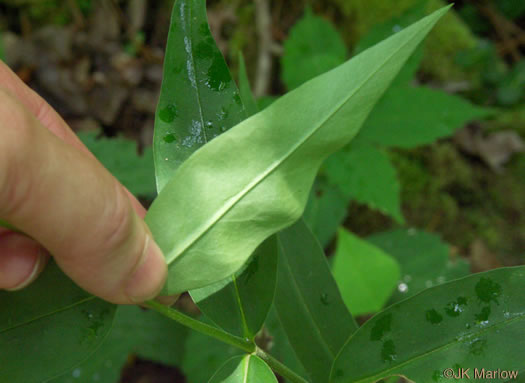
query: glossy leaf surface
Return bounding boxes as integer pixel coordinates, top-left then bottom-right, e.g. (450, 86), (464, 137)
(51, 305), (188, 383)
(332, 229), (401, 315)
(191, 236), (277, 339)
(324, 143), (403, 223)
(275, 220), (357, 383)
(147, 7), (450, 294)
(367, 228), (470, 303)
(209, 355), (277, 383)
(153, 0), (246, 191)
(331, 267), (525, 383)
(281, 7), (346, 90)
(0, 261), (116, 383)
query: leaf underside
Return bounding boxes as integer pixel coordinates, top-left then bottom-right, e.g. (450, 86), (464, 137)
(146, 6), (451, 295)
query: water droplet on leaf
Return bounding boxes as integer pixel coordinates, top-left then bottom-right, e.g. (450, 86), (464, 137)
(159, 105), (178, 123)
(163, 133), (176, 143)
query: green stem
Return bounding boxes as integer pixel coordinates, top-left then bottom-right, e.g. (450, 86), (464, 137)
(144, 300), (255, 353)
(145, 300), (310, 383)
(256, 347), (309, 383)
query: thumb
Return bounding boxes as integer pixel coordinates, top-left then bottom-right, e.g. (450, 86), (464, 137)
(0, 88), (167, 304)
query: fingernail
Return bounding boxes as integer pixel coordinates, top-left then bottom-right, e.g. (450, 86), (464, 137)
(125, 235), (167, 303)
(6, 249), (46, 291)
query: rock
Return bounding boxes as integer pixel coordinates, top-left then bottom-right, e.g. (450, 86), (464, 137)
(455, 125), (525, 171)
(88, 85), (129, 125)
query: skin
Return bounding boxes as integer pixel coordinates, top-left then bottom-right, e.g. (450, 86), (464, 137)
(0, 61), (168, 304)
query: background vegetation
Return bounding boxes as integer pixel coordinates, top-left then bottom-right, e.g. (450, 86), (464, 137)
(1, 0), (524, 382)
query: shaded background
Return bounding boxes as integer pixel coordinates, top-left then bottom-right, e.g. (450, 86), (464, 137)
(1, 0), (524, 382)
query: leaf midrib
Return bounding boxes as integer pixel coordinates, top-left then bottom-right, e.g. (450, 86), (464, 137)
(243, 355), (251, 383)
(167, 19), (427, 265)
(345, 313), (525, 383)
(0, 296), (96, 334)
(183, 1), (209, 145)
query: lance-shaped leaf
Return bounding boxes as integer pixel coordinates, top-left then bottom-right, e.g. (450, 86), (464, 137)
(191, 236), (278, 339)
(209, 355), (278, 383)
(146, 7), (450, 294)
(153, 0), (246, 191)
(154, 0), (278, 339)
(331, 266), (525, 383)
(275, 219), (357, 383)
(0, 261), (116, 383)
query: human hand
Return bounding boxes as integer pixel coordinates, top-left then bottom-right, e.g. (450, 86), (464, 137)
(0, 61), (167, 304)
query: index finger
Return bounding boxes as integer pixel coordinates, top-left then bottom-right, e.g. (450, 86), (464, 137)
(0, 61), (146, 217)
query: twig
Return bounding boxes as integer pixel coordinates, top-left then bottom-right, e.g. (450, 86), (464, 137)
(254, 0), (273, 97)
(66, 0), (85, 28)
(476, 2), (524, 62)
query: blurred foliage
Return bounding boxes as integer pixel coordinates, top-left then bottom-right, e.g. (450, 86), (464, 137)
(0, 0), (92, 26)
(78, 131), (156, 198)
(281, 7), (346, 90)
(332, 229), (401, 316)
(367, 228), (470, 304)
(330, 0), (478, 81)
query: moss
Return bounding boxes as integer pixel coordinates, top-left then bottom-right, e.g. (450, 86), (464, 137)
(328, 0), (478, 81)
(391, 142), (525, 263)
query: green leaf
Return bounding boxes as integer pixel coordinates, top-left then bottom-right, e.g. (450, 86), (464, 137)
(238, 52), (258, 117)
(264, 307), (309, 381)
(367, 228), (470, 303)
(0, 261), (116, 383)
(332, 229), (401, 316)
(356, 86), (493, 148)
(209, 355), (278, 383)
(50, 305), (188, 383)
(323, 143), (403, 223)
(281, 7), (347, 90)
(331, 266), (525, 383)
(304, 179), (349, 247)
(191, 236), (278, 339)
(77, 131), (156, 197)
(153, 0), (246, 192)
(257, 96), (277, 111)
(147, 7), (450, 294)
(275, 219), (358, 383)
(182, 321), (242, 383)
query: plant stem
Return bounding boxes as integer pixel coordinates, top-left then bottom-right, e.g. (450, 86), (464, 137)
(256, 347), (309, 383)
(145, 300), (310, 382)
(144, 300), (255, 353)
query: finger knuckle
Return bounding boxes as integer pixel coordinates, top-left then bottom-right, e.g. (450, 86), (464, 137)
(99, 182), (137, 254)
